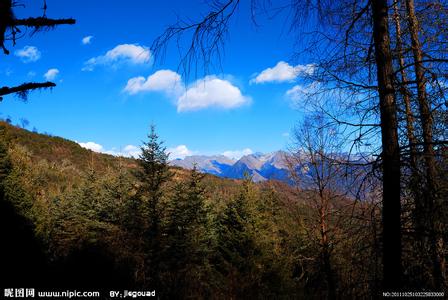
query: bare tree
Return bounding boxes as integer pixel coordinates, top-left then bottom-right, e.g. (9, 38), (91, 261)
(368, 0), (403, 289)
(404, 0), (445, 288)
(151, 0), (448, 292)
(0, 0), (75, 101)
(288, 113), (347, 299)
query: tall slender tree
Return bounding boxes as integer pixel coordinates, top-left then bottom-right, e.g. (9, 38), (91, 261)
(134, 125), (172, 288)
(370, 0), (402, 290)
(404, 0), (445, 288)
(151, 0), (405, 291)
(163, 165), (211, 298)
(215, 174), (260, 298)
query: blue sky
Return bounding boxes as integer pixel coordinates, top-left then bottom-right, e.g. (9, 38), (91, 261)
(0, 0), (315, 160)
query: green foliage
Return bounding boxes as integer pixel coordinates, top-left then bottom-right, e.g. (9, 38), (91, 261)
(133, 125), (173, 288)
(0, 122), (377, 298)
(3, 145), (34, 219)
(213, 174), (262, 298)
(51, 168), (118, 254)
(0, 131), (11, 192)
(162, 166), (212, 298)
(135, 125), (172, 198)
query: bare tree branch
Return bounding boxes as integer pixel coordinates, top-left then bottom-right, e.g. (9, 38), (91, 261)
(0, 82), (55, 101)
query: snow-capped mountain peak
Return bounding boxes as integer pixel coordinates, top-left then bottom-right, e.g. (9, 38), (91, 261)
(170, 151), (291, 182)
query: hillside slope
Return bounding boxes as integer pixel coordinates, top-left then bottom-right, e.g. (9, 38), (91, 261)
(0, 121), (137, 172)
(0, 122), (297, 202)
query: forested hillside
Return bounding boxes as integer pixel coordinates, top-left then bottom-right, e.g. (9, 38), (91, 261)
(2, 0), (447, 297)
(0, 122), (377, 298)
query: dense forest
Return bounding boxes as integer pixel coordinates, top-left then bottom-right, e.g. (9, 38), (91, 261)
(1, 0), (447, 298)
(0, 121), (376, 298)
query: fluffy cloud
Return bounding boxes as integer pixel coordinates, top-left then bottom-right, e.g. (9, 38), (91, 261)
(285, 84), (305, 100)
(178, 76), (250, 112)
(250, 61), (315, 84)
(44, 68), (59, 81)
(124, 69), (182, 96)
(82, 35), (93, 45)
(78, 141), (103, 152)
(167, 145), (193, 160)
(77, 142), (255, 162)
(118, 145), (141, 158)
(14, 46), (41, 63)
(125, 71), (250, 112)
(78, 142), (194, 159)
(285, 82), (320, 104)
(78, 142), (141, 158)
(82, 44), (151, 71)
(222, 148), (253, 160)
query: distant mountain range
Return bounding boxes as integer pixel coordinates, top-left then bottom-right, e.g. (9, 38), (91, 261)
(170, 150), (372, 188)
(170, 151), (292, 182)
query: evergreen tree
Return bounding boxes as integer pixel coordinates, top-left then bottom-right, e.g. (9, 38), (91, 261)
(51, 167), (107, 253)
(0, 127), (11, 200)
(163, 165), (211, 298)
(101, 165), (133, 225)
(2, 145), (34, 218)
(255, 185), (289, 296)
(134, 125), (172, 288)
(215, 173), (260, 298)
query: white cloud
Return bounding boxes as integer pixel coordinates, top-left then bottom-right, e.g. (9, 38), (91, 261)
(78, 141), (193, 160)
(79, 141), (104, 152)
(78, 141), (255, 162)
(125, 71), (250, 112)
(286, 85), (305, 100)
(122, 145), (141, 157)
(104, 145), (141, 158)
(78, 142), (141, 158)
(177, 76), (250, 112)
(167, 145), (193, 160)
(44, 68), (59, 81)
(15, 46), (41, 63)
(285, 82), (320, 105)
(222, 148), (253, 160)
(124, 70), (183, 96)
(82, 35), (93, 45)
(27, 71), (36, 77)
(82, 43), (151, 71)
(250, 61), (315, 84)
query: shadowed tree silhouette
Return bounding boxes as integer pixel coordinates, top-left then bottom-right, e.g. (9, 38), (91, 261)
(150, 0), (432, 291)
(0, 0), (75, 101)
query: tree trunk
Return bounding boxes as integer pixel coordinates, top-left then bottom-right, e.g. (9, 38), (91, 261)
(320, 201), (336, 300)
(405, 0), (445, 288)
(392, 1), (427, 261)
(392, 1), (417, 170)
(371, 0), (402, 290)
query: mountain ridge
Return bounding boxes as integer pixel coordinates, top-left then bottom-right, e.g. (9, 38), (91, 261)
(170, 151), (292, 182)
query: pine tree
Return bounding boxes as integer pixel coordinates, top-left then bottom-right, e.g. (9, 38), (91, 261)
(163, 165), (211, 297)
(51, 167), (107, 253)
(215, 173), (260, 298)
(0, 127), (11, 200)
(133, 125), (172, 288)
(2, 145), (34, 218)
(101, 165), (133, 225)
